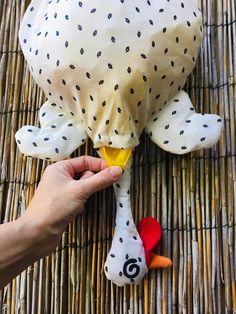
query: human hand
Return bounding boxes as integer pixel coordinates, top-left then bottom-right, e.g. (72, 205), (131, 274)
(22, 156), (122, 252)
(0, 156), (122, 288)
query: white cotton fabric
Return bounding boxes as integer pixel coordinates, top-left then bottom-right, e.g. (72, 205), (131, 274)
(15, 0), (222, 160)
(146, 90), (223, 154)
(16, 100), (87, 160)
(15, 0), (224, 287)
(103, 158), (148, 286)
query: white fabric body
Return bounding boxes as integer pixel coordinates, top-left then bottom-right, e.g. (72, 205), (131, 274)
(14, 0), (223, 160)
(15, 0), (223, 286)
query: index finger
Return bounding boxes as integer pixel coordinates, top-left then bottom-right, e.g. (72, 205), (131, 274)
(65, 156), (107, 175)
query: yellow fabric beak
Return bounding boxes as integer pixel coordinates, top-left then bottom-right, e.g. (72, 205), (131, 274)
(99, 147), (132, 169)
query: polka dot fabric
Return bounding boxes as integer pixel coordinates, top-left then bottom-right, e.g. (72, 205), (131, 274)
(15, 0), (222, 160)
(104, 157), (148, 286)
(16, 100), (87, 160)
(146, 91), (223, 154)
(15, 0), (223, 287)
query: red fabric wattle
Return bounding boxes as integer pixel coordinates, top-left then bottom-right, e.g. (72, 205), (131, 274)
(138, 217), (162, 267)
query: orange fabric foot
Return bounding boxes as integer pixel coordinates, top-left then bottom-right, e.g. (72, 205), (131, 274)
(149, 252), (172, 269)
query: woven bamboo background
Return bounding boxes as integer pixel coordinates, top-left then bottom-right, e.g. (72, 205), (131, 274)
(0, 0), (235, 313)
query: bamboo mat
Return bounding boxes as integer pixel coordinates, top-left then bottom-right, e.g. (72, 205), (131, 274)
(0, 0), (235, 313)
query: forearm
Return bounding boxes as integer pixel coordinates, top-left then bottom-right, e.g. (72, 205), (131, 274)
(0, 216), (57, 289)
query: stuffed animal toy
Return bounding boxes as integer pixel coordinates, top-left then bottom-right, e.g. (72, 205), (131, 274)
(15, 0), (223, 286)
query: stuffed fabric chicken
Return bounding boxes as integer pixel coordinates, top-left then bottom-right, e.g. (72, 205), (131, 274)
(16, 0), (223, 286)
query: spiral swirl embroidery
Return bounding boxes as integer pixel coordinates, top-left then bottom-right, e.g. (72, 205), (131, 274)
(123, 258), (140, 279)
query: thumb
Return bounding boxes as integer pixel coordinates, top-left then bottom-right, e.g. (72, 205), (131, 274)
(77, 166), (122, 198)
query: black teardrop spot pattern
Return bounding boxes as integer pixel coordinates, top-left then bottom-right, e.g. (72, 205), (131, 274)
(18, 0), (212, 163)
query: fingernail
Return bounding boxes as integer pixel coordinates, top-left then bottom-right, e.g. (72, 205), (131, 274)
(109, 166), (122, 179)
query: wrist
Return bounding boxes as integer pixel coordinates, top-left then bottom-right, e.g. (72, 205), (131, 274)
(19, 212), (60, 258)
(0, 215), (60, 289)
